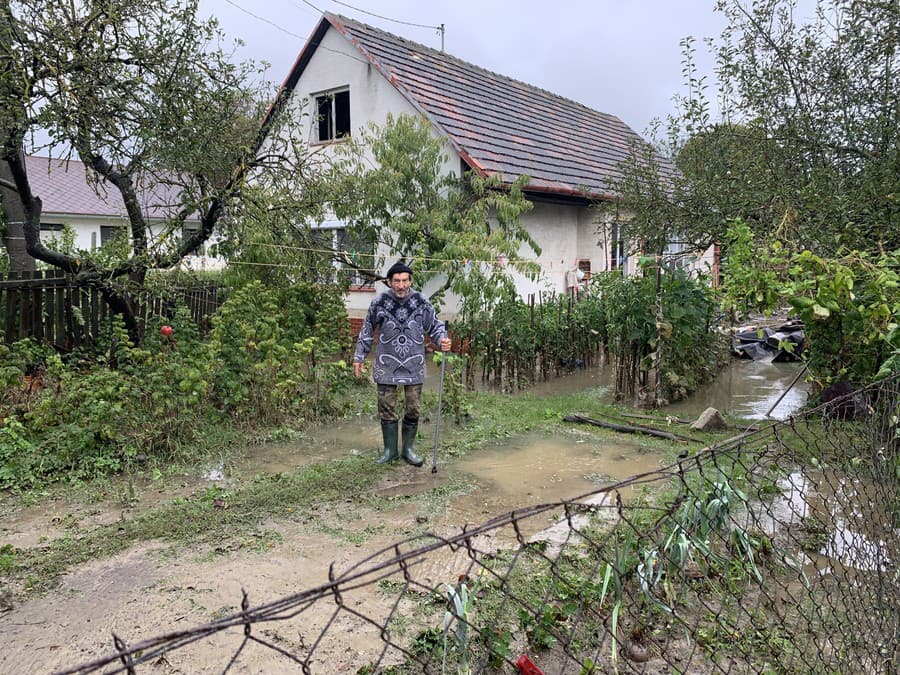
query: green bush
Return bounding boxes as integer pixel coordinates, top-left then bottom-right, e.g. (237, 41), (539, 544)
(0, 280), (354, 489)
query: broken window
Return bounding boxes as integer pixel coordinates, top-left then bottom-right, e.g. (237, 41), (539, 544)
(314, 89), (351, 142)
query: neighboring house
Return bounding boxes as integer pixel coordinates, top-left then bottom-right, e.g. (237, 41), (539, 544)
(24, 155), (220, 271)
(269, 12), (716, 317)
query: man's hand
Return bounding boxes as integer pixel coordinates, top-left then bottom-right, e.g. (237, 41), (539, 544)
(439, 337), (451, 352)
(353, 361), (365, 378)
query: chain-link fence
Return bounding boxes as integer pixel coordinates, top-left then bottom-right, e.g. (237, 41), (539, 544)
(57, 374), (899, 674)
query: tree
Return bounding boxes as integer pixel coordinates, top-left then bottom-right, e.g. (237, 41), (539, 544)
(327, 113), (540, 313)
(606, 0), (900, 385)
(613, 0), (900, 257)
(0, 0), (313, 340)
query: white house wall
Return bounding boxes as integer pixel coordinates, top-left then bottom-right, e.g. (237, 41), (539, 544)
(38, 215), (223, 271)
(289, 26), (463, 316)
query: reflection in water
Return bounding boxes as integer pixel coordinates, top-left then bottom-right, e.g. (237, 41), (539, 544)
(753, 470), (894, 574)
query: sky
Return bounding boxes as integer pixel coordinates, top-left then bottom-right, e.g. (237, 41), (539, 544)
(197, 0), (736, 137)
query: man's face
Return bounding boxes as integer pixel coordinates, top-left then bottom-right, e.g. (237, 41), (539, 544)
(389, 272), (412, 298)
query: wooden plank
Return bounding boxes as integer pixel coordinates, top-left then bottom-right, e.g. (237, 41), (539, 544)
(90, 286), (100, 342)
(44, 270), (55, 345)
(33, 270), (44, 341)
(1, 272), (12, 342)
(55, 280), (66, 349)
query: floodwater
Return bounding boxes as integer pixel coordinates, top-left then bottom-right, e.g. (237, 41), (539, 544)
(1, 357), (810, 553)
(441, 356), (811, 421)
(762, 470), (896, 574)
(665, 358), (811, 421)
(444, 433), (659, 526)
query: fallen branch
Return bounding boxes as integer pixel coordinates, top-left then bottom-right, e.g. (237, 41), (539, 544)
(622, 411), (759, 433)
(563, 414), (695, 442)
(622, 412), (692, 425)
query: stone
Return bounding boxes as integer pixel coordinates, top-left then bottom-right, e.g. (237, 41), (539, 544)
(690, 407), (727, 431)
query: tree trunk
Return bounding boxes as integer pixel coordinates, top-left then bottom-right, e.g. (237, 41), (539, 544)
(0, 158), (36, 272)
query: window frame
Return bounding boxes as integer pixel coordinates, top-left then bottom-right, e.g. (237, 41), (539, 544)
(312, 88), (351, 143)
(311, 221), (375, 289)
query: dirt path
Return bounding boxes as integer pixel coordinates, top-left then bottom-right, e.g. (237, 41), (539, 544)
(1, 427), (663, 674)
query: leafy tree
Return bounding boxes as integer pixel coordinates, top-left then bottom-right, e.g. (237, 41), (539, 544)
(0, 0), (315, 341)
(327, 113), (540, 313)
(607, 0), (900, 385)
(612, 0), (900, 257)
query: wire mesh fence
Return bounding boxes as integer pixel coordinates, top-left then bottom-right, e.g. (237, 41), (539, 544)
(57, 374), (899, 674)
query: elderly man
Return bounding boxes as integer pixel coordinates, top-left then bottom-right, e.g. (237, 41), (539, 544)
(353, 261), (451, 466)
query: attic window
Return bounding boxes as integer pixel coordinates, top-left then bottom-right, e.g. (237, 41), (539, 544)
(314, 89), (351, 142)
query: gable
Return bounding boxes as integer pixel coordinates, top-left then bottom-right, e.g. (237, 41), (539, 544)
(273, 13), (671, 202)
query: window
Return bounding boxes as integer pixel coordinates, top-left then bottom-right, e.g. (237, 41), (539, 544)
(578, 259), (592, 285)
(664, 238), (692, 270)
(609, 222), (626, 271)
(312, 222), (374, 287)
(314, 89), (350, 142)
(100, 225), (126, 247)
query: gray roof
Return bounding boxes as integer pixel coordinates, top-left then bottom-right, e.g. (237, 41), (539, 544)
(275, 13), (669, 201)
(26, 155), (196, 222)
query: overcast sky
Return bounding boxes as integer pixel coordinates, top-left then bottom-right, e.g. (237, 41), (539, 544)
(198, 0), (741, 136)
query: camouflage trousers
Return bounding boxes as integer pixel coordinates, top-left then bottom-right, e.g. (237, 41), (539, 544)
(377, 384), (423, 423)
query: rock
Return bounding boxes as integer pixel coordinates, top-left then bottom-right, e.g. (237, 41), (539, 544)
(690, 407), (727, 431)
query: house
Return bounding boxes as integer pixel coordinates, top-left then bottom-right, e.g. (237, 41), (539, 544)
(23, 155), (219, 271)
(269, 12), (715, 318)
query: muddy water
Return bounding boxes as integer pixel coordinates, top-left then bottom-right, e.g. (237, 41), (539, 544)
(666, 358), (811, 420)
(762, 469), (896, 574)
(441, 357), (810, 421)
(228, 422), (662, 517)
(445, 433), (659, 526)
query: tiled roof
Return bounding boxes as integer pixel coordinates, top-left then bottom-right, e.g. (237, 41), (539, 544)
(25, 155), (195, 221)
(291, 13), (668, 200)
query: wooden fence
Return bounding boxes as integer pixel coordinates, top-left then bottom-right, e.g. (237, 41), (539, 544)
(1, 270), (224, 349)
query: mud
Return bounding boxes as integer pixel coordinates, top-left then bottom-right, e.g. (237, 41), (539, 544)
(0, 360), (810, 673)
(0, 422), (663, 675)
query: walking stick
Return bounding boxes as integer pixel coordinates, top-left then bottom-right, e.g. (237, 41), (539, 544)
(431, 351), (447, 474)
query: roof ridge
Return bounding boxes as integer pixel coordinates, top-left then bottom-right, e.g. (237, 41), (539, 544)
(326, 12), (626, 126)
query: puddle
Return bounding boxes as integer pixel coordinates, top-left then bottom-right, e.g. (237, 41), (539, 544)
(440, 432), (663, 542)
(230, 420), (378, 476)
(751, 469), (895, 574)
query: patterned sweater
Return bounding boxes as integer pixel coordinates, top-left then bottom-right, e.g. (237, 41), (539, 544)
(353, 289), (447, 385)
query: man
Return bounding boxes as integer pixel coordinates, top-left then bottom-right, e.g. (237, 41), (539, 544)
(353, 261), (451, 466)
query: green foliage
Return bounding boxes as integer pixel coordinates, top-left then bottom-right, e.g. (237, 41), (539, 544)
(456, 267), (725, 403)
(614, 1), (900, 259)
(609, 1), (900, 389)
(723, 220), (900, 385)
(442, 581), (473, 674)
(329, 113), (540, 311)
(0, 279), (353, 488)
(433, 352), (469, 423)
(207, 280), (352, 426)
(1, 0), (323, 341)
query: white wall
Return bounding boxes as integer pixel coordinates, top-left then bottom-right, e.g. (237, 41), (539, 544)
(39, 216), (224, 271)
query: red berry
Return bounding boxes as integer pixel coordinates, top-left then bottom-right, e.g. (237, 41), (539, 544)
(161, 325), (173, 337)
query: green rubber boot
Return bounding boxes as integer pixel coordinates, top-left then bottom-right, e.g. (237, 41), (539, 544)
(401, 418), (424, 467)
(377, 420), (399, 464)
